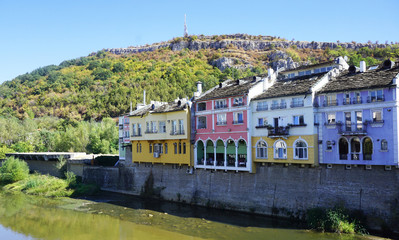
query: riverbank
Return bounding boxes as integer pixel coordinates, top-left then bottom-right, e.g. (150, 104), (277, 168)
(0, 190), (386, 240)
(0, 157), (98, 197)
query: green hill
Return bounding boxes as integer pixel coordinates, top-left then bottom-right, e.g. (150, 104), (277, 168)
(0, 35), (398, 121)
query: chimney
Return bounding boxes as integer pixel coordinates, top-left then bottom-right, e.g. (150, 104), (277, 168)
(143, 90), (146, 105)
(268, 68), (274, 78)
(360, 61), (366, 73)
(196, 81), (202, 94)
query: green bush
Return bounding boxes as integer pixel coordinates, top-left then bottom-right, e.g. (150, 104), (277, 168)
(306, 207), (362, 234)
(0, 157), (29, 184)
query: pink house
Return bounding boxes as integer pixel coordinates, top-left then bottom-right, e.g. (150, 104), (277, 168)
(193, 78), (265, 172)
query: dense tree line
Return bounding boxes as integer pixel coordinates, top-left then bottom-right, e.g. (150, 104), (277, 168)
(0, 117), (118, 157)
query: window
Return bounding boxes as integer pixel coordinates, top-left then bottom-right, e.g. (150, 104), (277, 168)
(274, 140), (287, 159)
(305, 70), (311, 75)
(159, 121), (166, 133)
(345, 112), (351, 131)
(151, 121), (157, 132)
(287, 73), (295, 78)
(256, 101), (268, 111)
(149, 143), (152, 153)
(381, 139), (388, 151)
(178, 119), (184, 134)
(354, 92), (361, 104)
(372, 110), (382, 122)
(217, 114), (227, 125)
(291, 97), (303, 107)
(326, 95), (337, 106)
(363, 137), (372, 160)
(197, 102), (206, 111)
(355, 111), (363, 130)
(183, 143), (186, 154)
(327, 113), (336, 124)
(136, 143), (139, 153)
(171, 120), (177, 134)
(271, 100), (279, 109)
(280, 99), (287, 109)
(138, 124), (142, 136)
(294, 140), (308, 159)
(326, 141), (332, 151)
(298, 71), (305, 76)
(165, 143), (168, 154)
(369, 90), (384, 102)
(132, 124), (137, 136)
(293, 115), (304, 125)
(256, 141), (268, 159)
(233, 97), (243, 106)
(154, 143), (163, 154)
(174, 143), (177, 154)
(339, 138), (348, 160)
(314, 68), (320, 73)
(344, 93), (350, 105)
(198, 116), (206, 129)
(146, 122), (150, 132)
(350, 137), (361, 160)
(233, 112), (244, 124)
(179, 142), (182, 154)
(258, 117), (268, 127)
(215, 99), (227, 109)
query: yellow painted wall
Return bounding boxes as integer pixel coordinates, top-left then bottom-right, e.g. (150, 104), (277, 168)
(132, 139), (192, 166)
(252, 134), (318, 165)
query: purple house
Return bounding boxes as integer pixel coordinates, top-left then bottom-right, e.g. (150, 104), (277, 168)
(315, 60), (399, 168)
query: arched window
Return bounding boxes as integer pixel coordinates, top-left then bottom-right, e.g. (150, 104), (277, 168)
(350, 137), (361, 160)
(339, 138), (348, 160)
(381, 139), (388, 151)
(256, 140), (268, 159)
(363, 137), (373, 160)
(274, 140), (287, 159)
(294, 140), (308, 159)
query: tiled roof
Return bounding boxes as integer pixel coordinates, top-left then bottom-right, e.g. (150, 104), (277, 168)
(280, 60), (335, 73)
(196, 79), (258, 101)
(318, 65), (399, 94)
(253, 72), (326, 100)
(129, 101), (187, 117)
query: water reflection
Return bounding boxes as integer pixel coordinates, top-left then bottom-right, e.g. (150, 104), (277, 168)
(0, 192), (380, 240)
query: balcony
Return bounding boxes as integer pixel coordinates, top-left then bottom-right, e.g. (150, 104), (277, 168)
(215, 104), (227, 109)
(367, 96), (385, 103)
(216, 121), (227, 126)
(233, 102), (245, 107)
(290, 101), (304, 108)
(338, 123), (367, 135)
(170, 129), (185, 135)
(256, 105), (268, 111)
(145, 130), (158, 134)
(271, 104), (280, 110)
(268, 126), (290, 138)
(351, 97), (362, 104)
(131, 132), (142, 137)
(255, 124), (271, 129)
(323, 99), (338, 107)
(232, 120), (244, 124)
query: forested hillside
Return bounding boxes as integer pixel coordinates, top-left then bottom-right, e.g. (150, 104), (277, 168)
(0, 35), (398, 155)
(1, 36), (398, 121)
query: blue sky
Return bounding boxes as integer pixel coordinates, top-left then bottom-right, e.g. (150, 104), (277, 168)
(0, 0), (398, 83)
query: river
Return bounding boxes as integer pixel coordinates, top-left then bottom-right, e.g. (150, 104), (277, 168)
(0, 191), (386, 240)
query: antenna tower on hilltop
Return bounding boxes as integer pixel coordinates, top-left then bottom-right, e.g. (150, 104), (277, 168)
(184, 14), (188, 37)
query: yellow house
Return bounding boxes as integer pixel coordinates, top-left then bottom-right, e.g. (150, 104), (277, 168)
(129, 99), (192, 166)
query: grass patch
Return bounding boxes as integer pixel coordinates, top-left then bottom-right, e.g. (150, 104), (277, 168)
(2, 172), (99, 198)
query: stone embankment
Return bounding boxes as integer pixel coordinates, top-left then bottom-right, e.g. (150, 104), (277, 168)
(83, 163), (399, 231)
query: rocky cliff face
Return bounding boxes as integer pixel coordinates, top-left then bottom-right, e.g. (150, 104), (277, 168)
(105, 38), (390, 55)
